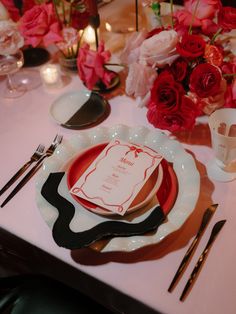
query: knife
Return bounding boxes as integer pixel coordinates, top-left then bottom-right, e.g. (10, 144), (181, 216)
(180, 219), (226, 301)
(168, 204), (218, 292)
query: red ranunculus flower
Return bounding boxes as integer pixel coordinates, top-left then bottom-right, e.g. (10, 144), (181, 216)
(147, 95), (199, 132)
(149, 71), (185, 112)
(189, 63), (222, 98)
(218, 7), (236, 31)
(170, 57), (188, 82)
(177, 34), (206, 59)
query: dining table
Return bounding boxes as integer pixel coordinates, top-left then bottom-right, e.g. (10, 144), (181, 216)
(1, 1), (236, 314)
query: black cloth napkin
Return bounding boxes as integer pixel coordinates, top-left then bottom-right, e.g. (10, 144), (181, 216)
(41, 172), (166, 249)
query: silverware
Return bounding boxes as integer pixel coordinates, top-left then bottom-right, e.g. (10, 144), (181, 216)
(0, 135), (63, 208)
(180, 219), (226, 301)
(168, 204), (218, 292)
(0, 144), (45, 197)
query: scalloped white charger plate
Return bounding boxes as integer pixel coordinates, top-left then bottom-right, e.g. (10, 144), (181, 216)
(35, 125), (200, 252)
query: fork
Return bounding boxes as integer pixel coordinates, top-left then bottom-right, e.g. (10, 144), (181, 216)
(0, 144), (45, 197)
(0, 135), (63, 208)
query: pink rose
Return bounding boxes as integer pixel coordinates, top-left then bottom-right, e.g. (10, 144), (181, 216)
(0, 20), (24, 55)
(19, 3), (62, 47)
(185, 0), (221, 20)
(139, 30), (179, 67)
(77, 42), (115, 90)
(174, 10), (202, 28)
(174, 0), (221, 32)
(125, 62), (157, 98)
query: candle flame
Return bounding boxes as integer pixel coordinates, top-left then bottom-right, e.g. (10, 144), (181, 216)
(105, 22), (112, 32)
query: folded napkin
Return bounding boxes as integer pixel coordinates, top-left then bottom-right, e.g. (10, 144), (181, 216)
(41, 172), (166, 249)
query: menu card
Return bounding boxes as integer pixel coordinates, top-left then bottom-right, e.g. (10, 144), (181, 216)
(70, 139), (163, 215)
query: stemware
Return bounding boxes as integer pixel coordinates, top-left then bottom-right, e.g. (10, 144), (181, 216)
(0, 50), (26, 98)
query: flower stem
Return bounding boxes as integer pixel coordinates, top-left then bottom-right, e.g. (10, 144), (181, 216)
(52, 0), (61, 26)
(223, 73), (236, 77)
(188, 0), (200, 34)
(62, 1), (66, 24)
(170, 0), (174, 29)
(210, 28), (222, 44)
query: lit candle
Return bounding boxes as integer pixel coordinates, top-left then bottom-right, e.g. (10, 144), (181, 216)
(40, 64), (62, 88)
(83, 25), (99, 50)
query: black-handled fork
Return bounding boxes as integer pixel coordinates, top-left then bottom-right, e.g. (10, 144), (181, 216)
(0, 144), (45, 197)
(0, 135), (63, 208)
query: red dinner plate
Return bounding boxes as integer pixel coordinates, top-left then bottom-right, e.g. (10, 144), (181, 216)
(67, 143), (178, 216)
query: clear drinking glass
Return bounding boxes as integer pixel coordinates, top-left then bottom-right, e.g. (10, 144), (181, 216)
(206, 108), (236, 182)
(0, 50), (26, 98)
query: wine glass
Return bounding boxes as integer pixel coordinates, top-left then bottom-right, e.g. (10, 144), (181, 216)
(0, 50), (26, 98)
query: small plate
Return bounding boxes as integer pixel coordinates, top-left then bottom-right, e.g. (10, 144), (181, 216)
(67, 143), (164, 216)
(50, 90), (110, 130)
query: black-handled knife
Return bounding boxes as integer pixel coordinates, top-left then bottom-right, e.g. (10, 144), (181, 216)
(168, 204), (218, 292)
(180, 219), (226, 301)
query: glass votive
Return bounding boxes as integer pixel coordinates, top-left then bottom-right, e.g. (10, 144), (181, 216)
(40, 64), (62, 88)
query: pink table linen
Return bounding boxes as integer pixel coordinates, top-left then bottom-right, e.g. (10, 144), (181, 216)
(1, 69), (236, 314)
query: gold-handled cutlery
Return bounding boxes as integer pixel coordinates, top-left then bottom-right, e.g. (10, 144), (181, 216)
(180, 219), (226, 301)
(168, 204), (218, 292)
(0, 144), (45, 196)
(0, 134), (63, 208)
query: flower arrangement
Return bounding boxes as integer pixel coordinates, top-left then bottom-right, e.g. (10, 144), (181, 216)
(19, 1), (90, 58)
(121, 0), (236, 132)
(1, 0), (90, 59)
(0, 0), (116, 90)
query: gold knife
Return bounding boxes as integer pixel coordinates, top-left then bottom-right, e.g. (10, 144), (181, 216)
(168, 204), (218, 292)
(180, 219), (226, 301)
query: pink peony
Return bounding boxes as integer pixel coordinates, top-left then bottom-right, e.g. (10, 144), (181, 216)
(0, 20), (24, 55)
(77, 42), (115, 90)
(19, 3), (62, 47)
